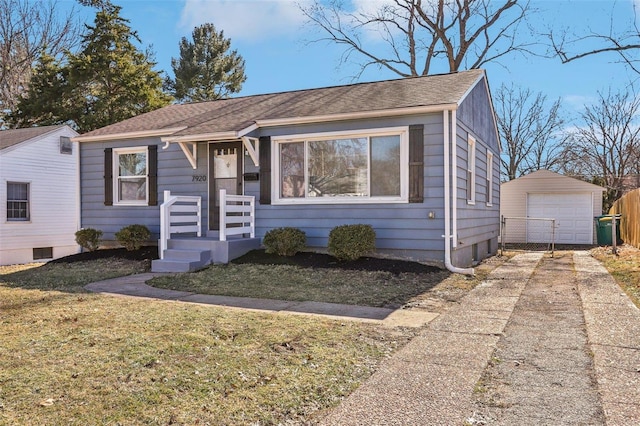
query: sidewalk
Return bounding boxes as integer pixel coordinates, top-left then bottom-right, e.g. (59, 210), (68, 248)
(84, 274), (438, 328)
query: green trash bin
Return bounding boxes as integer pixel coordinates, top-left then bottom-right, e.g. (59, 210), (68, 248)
(594, 215), (622, 246)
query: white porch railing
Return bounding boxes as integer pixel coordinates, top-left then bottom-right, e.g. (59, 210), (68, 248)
(219, 189), (255, 242)
(159, 190), (202, 259)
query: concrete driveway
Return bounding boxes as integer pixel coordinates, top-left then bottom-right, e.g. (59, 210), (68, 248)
(319, 251), (640, 426)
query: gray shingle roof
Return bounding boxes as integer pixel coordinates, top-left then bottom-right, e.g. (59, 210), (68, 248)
(0, 125), (67, 150)
(77, 69), (485, 139)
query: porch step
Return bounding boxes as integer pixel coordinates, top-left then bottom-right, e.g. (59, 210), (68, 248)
(163, 248), (210, 262)
(151, 236), (262, 273)
(151, 248), (210, 273)
(151, 258), (208, 273)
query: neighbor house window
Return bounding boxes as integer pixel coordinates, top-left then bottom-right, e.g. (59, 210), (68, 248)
(33, 247), (53, 260)
(486, 150), (494, 206)
(7, 182), (29, 221)
(274, 127), (408, 204)
(467, 135), (476, 204)
(59, 136), (73, 155)
(113, 147), (148, 205)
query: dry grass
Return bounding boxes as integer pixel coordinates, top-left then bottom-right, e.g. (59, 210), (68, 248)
(0, 260), (418, 425)
(150, 263), (452, 309)
(590, 244), (640, 308)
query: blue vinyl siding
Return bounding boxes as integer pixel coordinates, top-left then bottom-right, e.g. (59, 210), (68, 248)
(79, 76), (500, 267)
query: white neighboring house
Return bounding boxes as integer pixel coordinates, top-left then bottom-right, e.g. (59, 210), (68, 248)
(0, 125), (80, 265)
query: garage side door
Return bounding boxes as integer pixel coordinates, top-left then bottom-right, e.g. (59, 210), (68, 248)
(527, 193), (593, 244)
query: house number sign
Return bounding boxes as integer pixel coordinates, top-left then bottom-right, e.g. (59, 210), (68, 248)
(192, 175), (207, 182)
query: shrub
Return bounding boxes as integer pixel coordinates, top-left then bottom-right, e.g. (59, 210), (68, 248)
(328, 224), (376, 261)
(75, 228), (103, 252)
(115, 224), (151, 251)
(263, 227), (307, 256)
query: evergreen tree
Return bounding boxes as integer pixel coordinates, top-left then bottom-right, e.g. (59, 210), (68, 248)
(168, 23), (246, 103)
(5, 52), (70, 128)
(66, 2), (171, 131)
(10, 2), (171, 132)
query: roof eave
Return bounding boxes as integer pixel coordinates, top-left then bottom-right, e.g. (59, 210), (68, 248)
(74, 104), (458, 144)
(255, 104), (458, 128)
(71, 126), (188, 143)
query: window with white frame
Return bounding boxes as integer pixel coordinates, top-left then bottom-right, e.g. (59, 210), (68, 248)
(274, 127), (408, 204)
(6, 182), (29, 221)
(486, 150), (494, 206)
(467, 135), (476, 204)
(113, 147), (148, 205)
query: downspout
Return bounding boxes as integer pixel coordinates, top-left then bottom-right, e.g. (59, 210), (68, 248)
(451, 109), (458, 249)
(443, 109), (475, 276)
(75, 140), (82, 253)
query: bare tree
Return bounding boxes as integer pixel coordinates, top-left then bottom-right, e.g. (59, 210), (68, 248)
(0, 0), (79, 127)
(495, 84), (566, 181)
(548, 1), (640, 73)
(300, 0), (535, 78)
(562, 89), (640, 208)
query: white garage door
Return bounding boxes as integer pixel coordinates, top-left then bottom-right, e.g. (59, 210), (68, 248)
(527, 193), (593, 244)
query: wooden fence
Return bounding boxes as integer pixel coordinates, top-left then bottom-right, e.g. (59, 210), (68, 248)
(610, 188), (640, 249)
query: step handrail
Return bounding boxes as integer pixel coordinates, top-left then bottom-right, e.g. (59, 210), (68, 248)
(219, 189), (255, 241)
(159, 190), (201, 259)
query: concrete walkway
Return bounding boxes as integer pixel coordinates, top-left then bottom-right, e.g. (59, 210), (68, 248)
(84, 252), (640, 425)
(84, 274), (438, 328)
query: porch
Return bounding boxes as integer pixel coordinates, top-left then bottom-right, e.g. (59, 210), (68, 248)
(151, 190), (261, 273)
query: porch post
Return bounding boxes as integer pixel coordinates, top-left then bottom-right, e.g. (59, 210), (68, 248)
(159, 190), (171, 259)
(219, 189), (227, 241)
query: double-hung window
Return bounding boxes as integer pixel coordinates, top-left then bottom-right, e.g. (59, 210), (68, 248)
(274, 127), (409, 204)
(467, 135), (476, 204)
(113, 147), (148, 205)
(6, 182), (29, 221)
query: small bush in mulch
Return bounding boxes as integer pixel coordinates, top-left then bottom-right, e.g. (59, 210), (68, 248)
(328, 224), (376, 261)
(263, 227), (307, 257)
(48, 246), (159, 264)
(115, 224), (152, 251)
(232, 249), (439, 275)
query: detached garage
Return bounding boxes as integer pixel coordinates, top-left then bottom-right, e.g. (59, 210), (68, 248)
(501, 170), (605, 245)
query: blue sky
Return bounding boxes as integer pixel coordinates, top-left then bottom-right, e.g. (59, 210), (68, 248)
(63, 0), (636, 115)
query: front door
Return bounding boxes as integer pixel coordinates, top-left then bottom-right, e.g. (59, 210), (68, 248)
(209, 142), (243, 230)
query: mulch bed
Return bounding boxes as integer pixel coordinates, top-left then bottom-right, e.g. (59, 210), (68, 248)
(49, 247), (439, 275)
(48, 246), (159, 263)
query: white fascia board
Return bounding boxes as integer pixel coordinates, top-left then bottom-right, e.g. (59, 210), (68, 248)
(161, 131), (240, 143)
(71, 127), (188, 143)
(254, 104), (457, 128)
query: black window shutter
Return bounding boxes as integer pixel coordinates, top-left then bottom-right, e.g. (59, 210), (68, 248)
(148, 145), (158, 206)
(259, 136), (271, 205)
(104, 148), (113, 206)
(409, 124), (424, 203)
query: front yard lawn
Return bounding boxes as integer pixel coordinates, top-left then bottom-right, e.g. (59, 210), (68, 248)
(0, 258), (419, 425)
(149, 250), (452, 308)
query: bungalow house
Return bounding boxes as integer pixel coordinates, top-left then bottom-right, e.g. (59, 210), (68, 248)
(0, 125), (80, 265)
(72, 69), (500, 274)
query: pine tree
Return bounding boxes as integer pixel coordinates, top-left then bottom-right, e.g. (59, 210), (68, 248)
(168, 23), (246, 103)
(5, 52), (69, 128)
(10, 2), (171, 132)
(66, 2), (171, 131)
